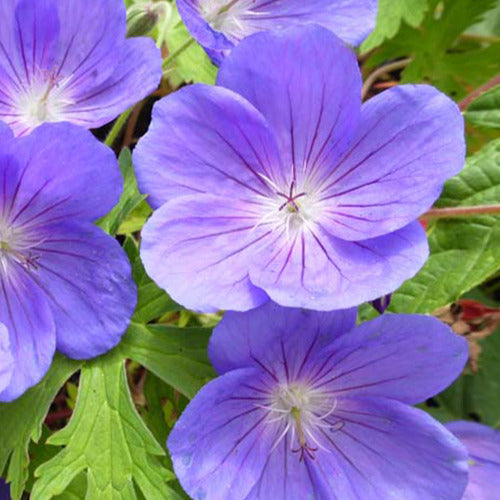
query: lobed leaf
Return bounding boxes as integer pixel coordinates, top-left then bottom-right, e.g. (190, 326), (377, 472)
(32, 350), (180, 500)
(0, 356), (81, 500)
(361, 0), (428, 52)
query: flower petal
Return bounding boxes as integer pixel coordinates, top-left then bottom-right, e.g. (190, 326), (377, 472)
(140, 194), (269, 312)
(168, 367), (276, 500)
(447, 422), (500, 500)
(309, 314), (467, 404)
(178, 0), (377, 63)
(13, 0), (60, 82)
(61, 37), (162, 129)
(134, 84), (283, 210)
(316, 85), (465, 241)
(249, 221), (428, 310)
(217, 25), (361, 185)
(177, 0), (234, 57)
(8, 123), (121, 222)
(0, 267), (55, 402)
(0, 323), (13, 394)
(53, 0), (126, 85)
(34, 221), (136, 359)
(446, 421), (500, 460)
(210, 301), (356, 375)
(239, 0), (377, 46)
(245, 434), (327, 500)
(312, 396), (468, 499)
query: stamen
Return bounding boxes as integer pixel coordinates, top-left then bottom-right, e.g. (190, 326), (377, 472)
(218, 0), (240, 14)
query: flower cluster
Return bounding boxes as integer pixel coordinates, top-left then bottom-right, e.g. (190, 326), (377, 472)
(0, 1), (497, 499)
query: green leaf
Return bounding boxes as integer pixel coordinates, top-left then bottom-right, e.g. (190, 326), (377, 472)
(466, 84), (500, 129)
(32, 350), (180, 500)
(124, 237), (181, 323)
(361, 0), (428, 52)
(53, 474), (87, 500)
(165, 8), (217, 85)
(0, 355), (81, 500)
(97, 148), (149, 236)
(468, 326), (500, 427)
(366, 0), (500, 99)
(121, 323), (215, 399)
(391, 138), (500, 313)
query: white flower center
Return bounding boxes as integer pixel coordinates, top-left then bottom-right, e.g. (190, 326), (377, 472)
(15, 74), (74, 130)
(0, 220), (41, 275)
(263, 382), (342, 461)
(199, 0), (253, 41)
(256, 179), (322, 239)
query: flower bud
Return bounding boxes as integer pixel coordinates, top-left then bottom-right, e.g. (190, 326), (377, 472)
(126, 2), (168, 38)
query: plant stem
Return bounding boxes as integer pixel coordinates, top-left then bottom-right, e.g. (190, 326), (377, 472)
(105, 108), (133, 148)
(162, 37), (196, 69)
(421, 204), (500, 220)
(458, 73), (500, 111)
(361, 58), (412, 100)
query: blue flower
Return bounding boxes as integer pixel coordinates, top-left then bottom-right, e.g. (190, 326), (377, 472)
(0, 122), (136, 401)
(135, 26), (465, 313)
(0, 0), (162, 136)
(177, 0), (378, 63)
(446, 421), (500, 500)
(168, 302), (469, 499)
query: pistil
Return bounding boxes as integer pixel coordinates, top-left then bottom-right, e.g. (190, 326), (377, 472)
(291, 406), (318, 461)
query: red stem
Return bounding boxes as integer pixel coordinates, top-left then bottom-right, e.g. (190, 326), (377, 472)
(459, 73), (500, 111)
(421, 204), (500, 220)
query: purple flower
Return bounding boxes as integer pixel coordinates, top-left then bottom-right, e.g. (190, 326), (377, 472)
(0, 122), (136, 402)
(0, 0), (162, 137)
(177, 0), (378, 63)
(168, 302), (469, 499)
(0, 479), (10, 500)
(446, 421), (500, 500)
(135, 26), (465, 313)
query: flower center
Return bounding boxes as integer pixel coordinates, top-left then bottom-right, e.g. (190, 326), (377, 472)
(264, 383), (342, 462)
(200, 0), (252, 40)
(15, 72), (73, 130)
(0, 223), (41, 275)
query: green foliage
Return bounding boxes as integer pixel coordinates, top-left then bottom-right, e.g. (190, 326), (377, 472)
(98, 148), (149, 236)
(466, 84), (500, 128)
(31, 350), (180, 500)
(367, 0), (500, 99)
(0, 356), (81, 500)
(165, 8), (218, 85)
(391, 138), (500, 313)
(121, 323), (215, 399)
(123, 237), (182, 323)
(361, 0), (428, 52)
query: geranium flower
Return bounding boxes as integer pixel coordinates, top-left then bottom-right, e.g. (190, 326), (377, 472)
(0, 0), (162, 137)
(0, 122), (136, 401)
(177, 0), (377, 63)
(135, 26), (465, 313)
(168, 302), (469, 499)
(446, 421), (500, 500)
